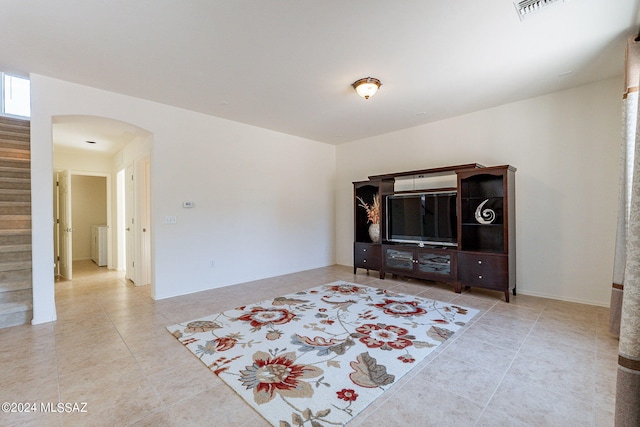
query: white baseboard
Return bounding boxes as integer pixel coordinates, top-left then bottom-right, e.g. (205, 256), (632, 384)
(515, 289), (609, 308)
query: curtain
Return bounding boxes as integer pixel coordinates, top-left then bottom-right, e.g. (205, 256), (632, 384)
(610, 35), (640, 426)
(610, 37), (640, 336)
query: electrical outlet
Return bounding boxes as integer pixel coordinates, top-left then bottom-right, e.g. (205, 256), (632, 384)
(164, 216), (177, 224)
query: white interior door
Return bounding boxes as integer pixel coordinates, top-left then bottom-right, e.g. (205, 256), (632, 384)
(125, 163), (136, 283)
(117, 169), (126, 271)
(58, 169), (73, 280)
(139, 158), (151, 286)
(53, 172), (59, 276)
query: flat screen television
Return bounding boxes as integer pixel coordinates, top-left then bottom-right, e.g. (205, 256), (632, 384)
(386, 191), (457, 246)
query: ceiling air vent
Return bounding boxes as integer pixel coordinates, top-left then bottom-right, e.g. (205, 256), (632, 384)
(514, 0), (565, 20)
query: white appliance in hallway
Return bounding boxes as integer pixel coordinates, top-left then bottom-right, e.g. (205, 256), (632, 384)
(90, 225), (108, 267)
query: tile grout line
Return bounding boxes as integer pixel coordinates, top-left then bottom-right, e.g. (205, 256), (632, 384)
(19, 264), (614, 426)
(339, 281), (494, 425)
(592, 312), (600, 427)
(591, 308), (613, 427)
(471, 303), (547, 426)
(98, 282), (175, 427)
(53, 321), (63, 427)
(102, 277), (228, 427)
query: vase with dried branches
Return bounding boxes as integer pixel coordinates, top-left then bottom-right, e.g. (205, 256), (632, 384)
(356, 194), (381, 242)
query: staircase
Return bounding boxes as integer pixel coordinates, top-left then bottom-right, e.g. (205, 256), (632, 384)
(0, 116), (32, 329)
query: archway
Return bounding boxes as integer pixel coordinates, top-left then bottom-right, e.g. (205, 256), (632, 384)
(51, 115), (153, 287)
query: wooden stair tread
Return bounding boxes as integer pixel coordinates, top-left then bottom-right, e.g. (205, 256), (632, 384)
(0, 116), (32, 329)
(0, 244), (32, 253)
(0, 146), (30, 154)
(0, 288), (32, 304)
(0, 116), (29, 126)
(0, 157), (29, 163)
(0, 165), (29, 170)
(0, 201), (30, 206)
(0, 140), (29, 149)
(0, 177), (30, 182)
(0, 215), (31, 219)
(0, 229), (31, 235)
(0, 133), (30, 143)
(0, 126), (30, 134)
(0, 189), (30, 194)
(0, 261), (32, 272)
(0, 280), (31, 293)
(0, 301), (33, 315)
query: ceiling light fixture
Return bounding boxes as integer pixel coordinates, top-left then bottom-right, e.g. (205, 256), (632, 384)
(352, 77), (382, 99)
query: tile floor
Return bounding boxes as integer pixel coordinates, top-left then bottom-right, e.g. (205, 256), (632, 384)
(0, 260), (618, 426)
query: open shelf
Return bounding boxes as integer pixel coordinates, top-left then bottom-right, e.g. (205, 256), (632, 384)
(354, 163), (516, 302)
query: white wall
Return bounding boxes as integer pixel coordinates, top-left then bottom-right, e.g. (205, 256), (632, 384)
(29, 74), (620, 325)
(54, 150), (113, 172)
(336, 77), (622, 306)
(30, 75), (336, 324)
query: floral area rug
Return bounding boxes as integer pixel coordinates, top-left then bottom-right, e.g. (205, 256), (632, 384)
(167, 281), (478, 426)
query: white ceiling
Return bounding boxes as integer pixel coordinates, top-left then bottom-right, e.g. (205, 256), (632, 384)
(52, 116), (148, 155)
(1, 0), (639, 145)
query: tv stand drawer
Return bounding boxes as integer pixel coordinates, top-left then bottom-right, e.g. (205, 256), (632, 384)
(354, 242), (381, 271)
(457, 252), (508, 289)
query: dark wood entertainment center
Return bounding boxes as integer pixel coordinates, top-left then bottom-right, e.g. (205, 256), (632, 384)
(353, 163), (516, 302)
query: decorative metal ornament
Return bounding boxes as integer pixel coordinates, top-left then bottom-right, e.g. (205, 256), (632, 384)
(474, 199), (496, 224)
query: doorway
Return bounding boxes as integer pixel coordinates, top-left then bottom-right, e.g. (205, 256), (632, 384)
(52, 115), (152, 287)
(54, 172), (109, 280)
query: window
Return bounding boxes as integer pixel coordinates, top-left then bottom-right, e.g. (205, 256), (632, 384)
(1, 73), (30, 118)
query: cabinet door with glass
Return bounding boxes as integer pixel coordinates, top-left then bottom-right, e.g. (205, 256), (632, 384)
(416, 250), (455, 280)
(382, 245), (457, 282)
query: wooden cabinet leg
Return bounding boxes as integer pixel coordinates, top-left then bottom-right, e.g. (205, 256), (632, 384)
(454, 282), (462, 294)
(504, 290), (510, 303)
